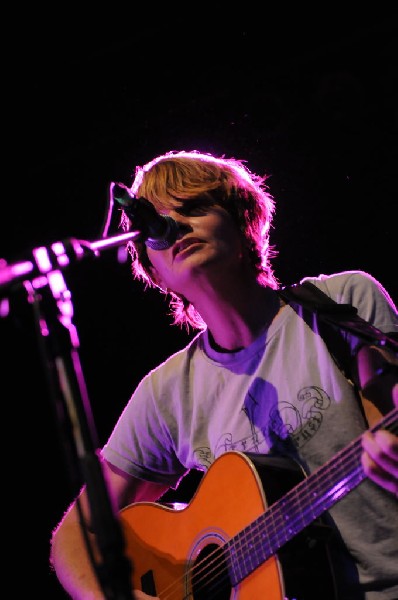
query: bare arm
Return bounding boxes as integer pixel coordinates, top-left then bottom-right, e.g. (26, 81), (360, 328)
(50, 458), (170, 600)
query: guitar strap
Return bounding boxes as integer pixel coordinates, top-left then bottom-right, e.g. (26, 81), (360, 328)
(278, 281), (398, 426)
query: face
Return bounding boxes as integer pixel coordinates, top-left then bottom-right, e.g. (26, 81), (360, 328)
(146, 197), (245, 298)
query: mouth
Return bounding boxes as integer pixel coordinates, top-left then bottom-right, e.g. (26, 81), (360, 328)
(173, 237), (203, 259)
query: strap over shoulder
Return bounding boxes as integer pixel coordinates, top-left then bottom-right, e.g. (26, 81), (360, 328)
(278, 281), (398, 352)
(278, 281), (398, 422)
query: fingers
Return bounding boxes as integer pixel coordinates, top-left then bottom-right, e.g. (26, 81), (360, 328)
(133, 591), (160, 600)
(362, 430), (398, 496)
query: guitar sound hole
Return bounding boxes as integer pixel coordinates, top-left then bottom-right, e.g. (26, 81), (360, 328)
(192, 543), (231, 600)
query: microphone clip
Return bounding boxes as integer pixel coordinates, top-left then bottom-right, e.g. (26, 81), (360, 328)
(111, 183), (178, 251)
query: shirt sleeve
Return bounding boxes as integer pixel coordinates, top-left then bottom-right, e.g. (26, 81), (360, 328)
(101, 372), (188, 488)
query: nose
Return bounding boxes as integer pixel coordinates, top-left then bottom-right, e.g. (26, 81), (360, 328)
(175, 221), (192, 239)
(169, 212), (192, 239)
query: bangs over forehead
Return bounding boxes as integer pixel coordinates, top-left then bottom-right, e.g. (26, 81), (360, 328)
(130, 150), (263, 211)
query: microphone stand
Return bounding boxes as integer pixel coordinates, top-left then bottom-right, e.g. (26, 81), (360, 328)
(1, 231), (142, 600)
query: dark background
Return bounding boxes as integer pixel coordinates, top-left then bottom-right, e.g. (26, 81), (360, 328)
(1, 9), (397, 597)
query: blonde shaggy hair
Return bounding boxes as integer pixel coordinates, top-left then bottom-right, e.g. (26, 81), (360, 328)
(121, 150), (278, 330)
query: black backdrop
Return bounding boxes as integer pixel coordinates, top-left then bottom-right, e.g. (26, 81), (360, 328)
(1, 10), (397, 597)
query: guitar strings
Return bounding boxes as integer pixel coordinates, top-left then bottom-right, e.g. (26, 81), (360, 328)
(153, 408), (398, 599)
(225, 408), (398, 585)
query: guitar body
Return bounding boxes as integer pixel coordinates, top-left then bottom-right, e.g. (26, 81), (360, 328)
(120, 451), (336, 599)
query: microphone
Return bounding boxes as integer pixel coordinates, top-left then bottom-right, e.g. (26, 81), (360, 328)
(111, 183), (179, 251)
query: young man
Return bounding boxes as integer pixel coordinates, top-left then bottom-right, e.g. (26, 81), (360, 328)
(50, 150), (398, 600)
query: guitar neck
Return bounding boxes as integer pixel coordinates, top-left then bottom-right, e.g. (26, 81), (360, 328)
(226, 407), (398, 587)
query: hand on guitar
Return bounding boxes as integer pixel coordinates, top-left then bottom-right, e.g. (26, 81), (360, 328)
(361, 384), (398, 496)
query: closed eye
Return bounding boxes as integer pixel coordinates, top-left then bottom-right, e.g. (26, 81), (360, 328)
(175, 197), (216, 217)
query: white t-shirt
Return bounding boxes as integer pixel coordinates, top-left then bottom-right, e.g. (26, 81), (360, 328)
(102, 270), (398, 599)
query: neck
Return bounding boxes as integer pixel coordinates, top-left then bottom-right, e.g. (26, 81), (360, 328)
(197, 282), (283, 352)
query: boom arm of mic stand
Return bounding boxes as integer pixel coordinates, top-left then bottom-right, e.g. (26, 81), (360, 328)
(2, 232), (143, 599)
(0, 230), (142, 298)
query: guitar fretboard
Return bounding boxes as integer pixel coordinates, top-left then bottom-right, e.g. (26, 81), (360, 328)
(226, 408), (398, 586)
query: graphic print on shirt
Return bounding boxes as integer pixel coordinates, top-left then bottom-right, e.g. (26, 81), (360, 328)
(268, 386), (331, 449)
(193, 379), (332, 469)
(211, 378), (276, 459)
(193, 446), (214, 468)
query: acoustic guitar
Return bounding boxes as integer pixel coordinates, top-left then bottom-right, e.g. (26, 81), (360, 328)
(119, 407), (397, 599)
